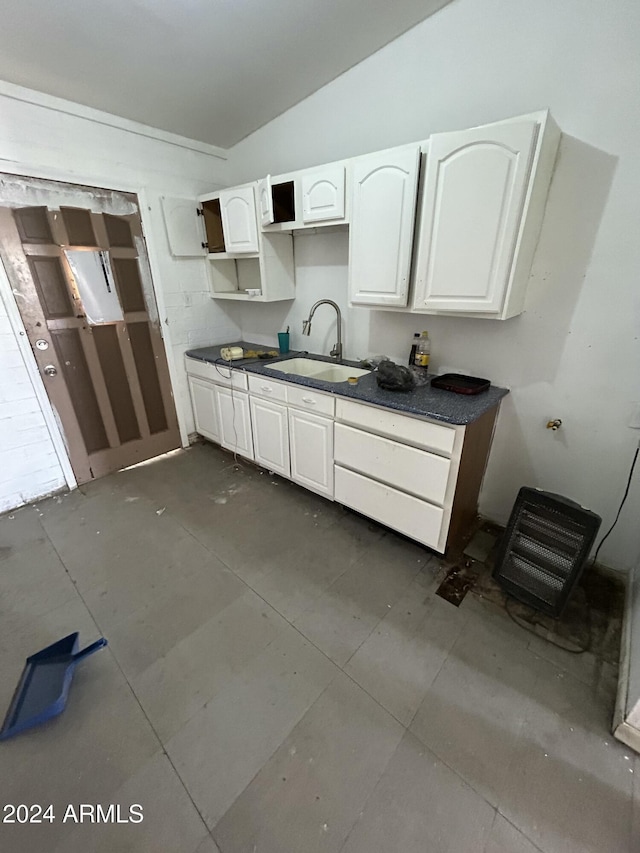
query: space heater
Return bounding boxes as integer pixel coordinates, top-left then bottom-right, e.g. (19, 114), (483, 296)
(492, 488), (601, 617)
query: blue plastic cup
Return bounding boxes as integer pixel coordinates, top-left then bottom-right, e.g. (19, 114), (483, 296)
(278, 332), (290, 354)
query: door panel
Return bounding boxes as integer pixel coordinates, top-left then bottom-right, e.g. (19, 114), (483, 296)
(302, 166), (345, 223)
(49, 327), (109, 454)
(0, 179), (181, 484)
(413, 120), (538, 314)
(215, 386), (254, 459)
(349, 145), (420, 307)
(219, 186), (259, 253)
(257, 176), (274, 226)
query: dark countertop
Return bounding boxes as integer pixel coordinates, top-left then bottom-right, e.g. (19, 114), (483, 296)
(185, 342), (509, 426)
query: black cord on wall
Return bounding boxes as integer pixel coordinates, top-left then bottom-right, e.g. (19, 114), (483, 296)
(591, 440), (640, 567)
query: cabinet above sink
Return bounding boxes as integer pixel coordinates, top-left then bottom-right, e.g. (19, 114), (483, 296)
(161, 108), (560, 318)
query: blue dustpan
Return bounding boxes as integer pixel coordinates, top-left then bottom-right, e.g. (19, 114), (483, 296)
(0, 632), (107, 741)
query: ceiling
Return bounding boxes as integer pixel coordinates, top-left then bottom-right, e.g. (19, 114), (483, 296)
(0, 0), (453, 149)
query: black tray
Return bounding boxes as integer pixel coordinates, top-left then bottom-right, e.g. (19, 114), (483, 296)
(430, 373), (490, 395)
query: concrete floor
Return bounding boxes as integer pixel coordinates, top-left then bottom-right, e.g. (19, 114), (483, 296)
(0, 442), (637, 853)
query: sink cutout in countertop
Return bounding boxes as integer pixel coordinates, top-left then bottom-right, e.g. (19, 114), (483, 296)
(268, 357), (370, 383)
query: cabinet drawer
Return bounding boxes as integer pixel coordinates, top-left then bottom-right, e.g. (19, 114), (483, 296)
(335, 398), (456, 456)
(248, 373), (287, 402)
(334, 423), (451, 505)
(287, 385), (335, 416)
(185, 357), (248, 390)
(335, 466), (444, 551)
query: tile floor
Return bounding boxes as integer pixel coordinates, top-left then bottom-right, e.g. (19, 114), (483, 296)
(0, 442), (637, 853)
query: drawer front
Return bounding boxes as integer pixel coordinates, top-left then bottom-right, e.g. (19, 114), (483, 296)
(185, 357), (248, 391)
(334, 423), (451, 505)
(335, 398), (456, 456)
(287, 385), (335, 417)
(248, 373), (287, 402)
(335, 466), (444, 551)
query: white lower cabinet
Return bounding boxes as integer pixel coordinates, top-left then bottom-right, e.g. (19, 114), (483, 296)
(334, 466), (445, 551)
(214, 386), (254, 460)
(188, 376), (220, 443)
(334, 399), (460, 552)
(250, 396), (290, 477)
(288, 408), (334, 498)
(186, 360), (499, 554)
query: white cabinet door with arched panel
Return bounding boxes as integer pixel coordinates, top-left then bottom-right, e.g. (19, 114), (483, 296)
(288, 408), (333, 498)
(412, 120), (539, 315)
(214, 386), (254, 459)
(349, 145), (421, 307)
(250, 396), (290, 478)
(188, 377), (220, 442)
(302, 166), (345, 223)
(219, 186), (259, 253)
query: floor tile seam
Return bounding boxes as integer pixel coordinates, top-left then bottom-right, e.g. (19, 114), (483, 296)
(493, 806), (568, 853)
(407, 712), (523, 813)
(140, 627), (289, 743)
(524, 637), (612, 688)
(338, 570), (427, 676)
(210, 670), (342, 836)
(41, 520), (213, 841)
(488, 810), (549, 853)
(334, 728), (480, 853)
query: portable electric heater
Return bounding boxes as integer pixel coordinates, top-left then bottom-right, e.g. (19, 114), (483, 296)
(492, 488), (601, 617)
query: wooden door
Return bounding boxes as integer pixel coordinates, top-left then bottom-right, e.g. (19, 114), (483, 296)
(0, 185), (180, 484)
(412, 120), (538, 314)
(348, 144), (420, 307)
(302, 166), (345, 223)
(219, 186), (260, 253)
(288, 408), (333, 498)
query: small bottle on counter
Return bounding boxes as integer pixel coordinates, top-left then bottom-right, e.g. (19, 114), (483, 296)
(414, 331), (430, 371)
(408, 332), (420, 366)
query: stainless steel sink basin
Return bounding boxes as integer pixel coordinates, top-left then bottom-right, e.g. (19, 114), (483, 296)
(268, 357), (370, 383)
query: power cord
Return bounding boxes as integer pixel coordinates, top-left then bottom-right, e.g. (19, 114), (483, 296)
(505, 596), (591, 654)
(591, 440), (639, 568)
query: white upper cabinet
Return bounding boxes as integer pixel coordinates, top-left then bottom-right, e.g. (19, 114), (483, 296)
(349, 144), (421, 307)
(161, 196), (206, 257)
(411, 115), (559, 318)
(257, 176), (275, 227)
(219, 186), (260, 253)
(302, 165), (345, 223)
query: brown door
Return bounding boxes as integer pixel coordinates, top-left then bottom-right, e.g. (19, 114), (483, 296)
(0, 177), (180, 484)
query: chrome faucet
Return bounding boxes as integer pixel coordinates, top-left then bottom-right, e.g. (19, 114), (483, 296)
(302, 299), (343, 360)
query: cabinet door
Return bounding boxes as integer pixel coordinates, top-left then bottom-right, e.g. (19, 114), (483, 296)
(288, 409), (333, 498)
(257, 176), (274, 227)
(219, 186), (260, 253)
(188, 377), (220, 442)
(413, 120), (538, 314)
(302, 166), (345, 223)
(250, 396), (290, 477)
(214, 387), (254, 459)
(161, 196), (206, 257)
(349, 145), (420, 307)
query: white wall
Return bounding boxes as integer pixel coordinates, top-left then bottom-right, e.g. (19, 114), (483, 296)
(226, 0), (640, 571)
(0, 287), (68, 510)
(0, 83), (239, 509)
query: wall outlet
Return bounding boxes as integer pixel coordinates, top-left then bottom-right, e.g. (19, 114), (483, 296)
(628, 402), (640, 429)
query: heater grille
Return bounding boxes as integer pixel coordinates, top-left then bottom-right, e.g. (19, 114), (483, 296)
(493, 489), (601, 616)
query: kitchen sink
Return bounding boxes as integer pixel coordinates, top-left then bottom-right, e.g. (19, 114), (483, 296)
(268, 357), (370, 383)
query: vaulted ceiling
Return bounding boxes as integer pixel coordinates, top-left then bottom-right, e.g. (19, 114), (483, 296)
(0, 0), (453, 148)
